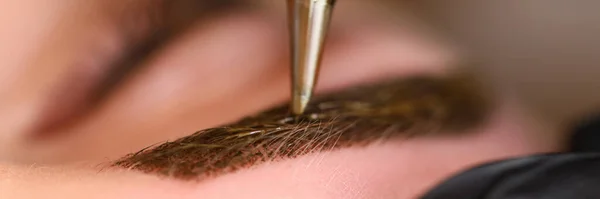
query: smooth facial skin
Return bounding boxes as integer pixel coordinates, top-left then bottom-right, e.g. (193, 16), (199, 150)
(0, 0), (564, 198)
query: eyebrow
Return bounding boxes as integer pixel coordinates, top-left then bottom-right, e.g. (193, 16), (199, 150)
(112, 72), (492, 180)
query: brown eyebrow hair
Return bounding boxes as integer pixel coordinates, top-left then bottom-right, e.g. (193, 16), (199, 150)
(112, 72), (492, 181)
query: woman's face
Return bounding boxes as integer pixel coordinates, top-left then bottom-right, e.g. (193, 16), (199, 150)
(0, 0), (563, 198)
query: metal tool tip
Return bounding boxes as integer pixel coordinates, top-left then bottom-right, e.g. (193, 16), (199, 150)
(292, 88), (311, 115)
(288, 0), (335, 115)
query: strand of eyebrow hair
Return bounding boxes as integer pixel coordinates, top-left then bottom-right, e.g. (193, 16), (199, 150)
(113, 72), (492, 180)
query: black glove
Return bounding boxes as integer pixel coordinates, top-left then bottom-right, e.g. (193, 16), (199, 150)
(420, 113), (600, 199)
(420, 153), (600, 199)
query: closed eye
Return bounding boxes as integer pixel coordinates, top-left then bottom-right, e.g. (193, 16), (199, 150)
(32, 0), (244, 137)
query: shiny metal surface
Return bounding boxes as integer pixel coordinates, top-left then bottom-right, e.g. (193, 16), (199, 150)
(287, 0), (335, 115)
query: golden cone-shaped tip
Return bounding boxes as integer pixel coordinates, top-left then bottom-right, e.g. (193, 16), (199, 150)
(287, 0), (335, 115)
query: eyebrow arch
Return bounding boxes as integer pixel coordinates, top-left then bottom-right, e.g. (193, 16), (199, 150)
(112, 72), (492, 181)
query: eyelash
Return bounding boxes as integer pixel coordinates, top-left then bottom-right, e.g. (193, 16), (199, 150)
(93, 0), (245, 102)
(30, 1), (245, 136)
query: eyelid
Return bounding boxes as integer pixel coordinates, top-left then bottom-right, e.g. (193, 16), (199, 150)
(30, 0), (244, 137)
(95, 0), (249, 99)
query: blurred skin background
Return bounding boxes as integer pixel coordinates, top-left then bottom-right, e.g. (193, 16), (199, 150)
(0, 0), (598, 198)
(418, 0), (600, 127)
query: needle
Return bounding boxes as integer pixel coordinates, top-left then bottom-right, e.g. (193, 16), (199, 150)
(287, 0), (336, 115)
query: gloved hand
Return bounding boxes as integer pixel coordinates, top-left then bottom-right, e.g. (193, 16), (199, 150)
(421, 114), (600, 199)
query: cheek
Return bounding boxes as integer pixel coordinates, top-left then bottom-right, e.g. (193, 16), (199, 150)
(180, 102), (559, 199)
